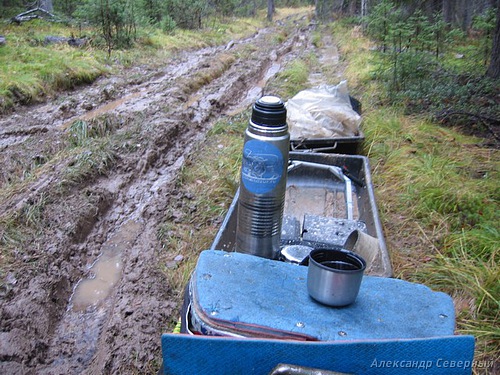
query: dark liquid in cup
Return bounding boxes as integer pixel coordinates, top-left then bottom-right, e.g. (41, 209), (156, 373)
(321, 260), (360, 271)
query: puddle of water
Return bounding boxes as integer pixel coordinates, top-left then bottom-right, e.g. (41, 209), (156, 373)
(226, 62), (281, 117)
(70, 220), (142, 311)
(0, 135), (29, 149)
(263, 62), (281, 82)
(184, 93), (202, 110)
(71, 249), (123, 311)
(48, 220), (145, 370)
(60, 92), (141, 130)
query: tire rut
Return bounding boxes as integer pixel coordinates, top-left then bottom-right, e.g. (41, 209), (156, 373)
(0, 15), (315, 375)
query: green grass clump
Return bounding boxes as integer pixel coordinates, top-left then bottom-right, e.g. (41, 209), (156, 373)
(0, 21), (106, 111)
(0, 190), (51, 275)
(62, 141), (117, 185)
(68, 116), (119, 147)
(268, 58), (310, 99)
(411, 237), (499, 364)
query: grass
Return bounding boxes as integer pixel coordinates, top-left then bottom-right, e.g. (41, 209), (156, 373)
(0, 20), (106, 111)
(0, 188), (51, 280)
(267, 58), (311, 99)
(68, 116), (118, 147)
(61, 140), (117, 186)
(332, 20), (499, 372)
(411, 238), (500, 364)
(0, 193), (47, 246)
(0, 13), (267, 114)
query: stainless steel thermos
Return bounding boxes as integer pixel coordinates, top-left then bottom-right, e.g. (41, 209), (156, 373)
(235, 95), (290, 259)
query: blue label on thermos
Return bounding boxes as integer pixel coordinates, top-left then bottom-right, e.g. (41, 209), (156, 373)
(241, 140), (284, 194)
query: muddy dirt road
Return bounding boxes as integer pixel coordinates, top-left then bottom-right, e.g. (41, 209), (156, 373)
(0, 12), (344, 374)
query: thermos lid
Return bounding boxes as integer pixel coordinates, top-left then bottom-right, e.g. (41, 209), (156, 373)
(251, 96), (287, 127)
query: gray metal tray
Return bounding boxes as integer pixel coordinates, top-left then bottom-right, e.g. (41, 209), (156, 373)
(290, 132), (365, 154)
(211, 152), (392, 277)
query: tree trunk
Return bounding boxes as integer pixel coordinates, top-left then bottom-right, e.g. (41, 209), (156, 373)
(348, 0), (357, 16)
(315, 0), (324, 20)
(361, 0), (368, 18)
(251, 0), (256, 16)
(442, 0), (453, 24)
(332, 0), (343, 14)
(360, 0), (368, 31)
(39, 0), (53, 13)
(462, 0), (472, 30)
(486, 1), (500, 78)
(267, 0), (274, 22)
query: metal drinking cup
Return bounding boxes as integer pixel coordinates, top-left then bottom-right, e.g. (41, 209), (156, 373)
(307, 248), (366, 307)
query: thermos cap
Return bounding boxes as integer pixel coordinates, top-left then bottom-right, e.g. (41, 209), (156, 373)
(251, 95), (287, 127)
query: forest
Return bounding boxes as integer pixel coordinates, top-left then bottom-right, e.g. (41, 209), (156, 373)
(1, 0), (499, 53)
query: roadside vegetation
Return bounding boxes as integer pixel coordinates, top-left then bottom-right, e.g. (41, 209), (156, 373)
(363, 1), (499, 144)
(0, 16), (263, 113)
(333, 10), (499, 370)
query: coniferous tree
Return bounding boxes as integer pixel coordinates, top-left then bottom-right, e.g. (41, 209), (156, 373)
(486, 1), (500, 78)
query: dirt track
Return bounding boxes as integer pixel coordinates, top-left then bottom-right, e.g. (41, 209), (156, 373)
(0, 12), (337, 374)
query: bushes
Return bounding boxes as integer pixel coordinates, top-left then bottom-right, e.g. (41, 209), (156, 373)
(363, 0), (499, 137)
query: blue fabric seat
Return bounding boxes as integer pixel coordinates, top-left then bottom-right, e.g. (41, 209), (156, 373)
(161, 333), (475, 375)
(160, 250), (474, 374)
(188, 250), (455, 341)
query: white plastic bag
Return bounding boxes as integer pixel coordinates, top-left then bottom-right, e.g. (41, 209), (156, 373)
(286, 81), (361, 140)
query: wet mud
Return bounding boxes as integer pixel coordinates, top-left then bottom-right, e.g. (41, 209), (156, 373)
(0, 14), (336, 374)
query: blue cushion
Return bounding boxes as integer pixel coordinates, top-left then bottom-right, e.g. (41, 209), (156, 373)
(190, 250), (455, 341)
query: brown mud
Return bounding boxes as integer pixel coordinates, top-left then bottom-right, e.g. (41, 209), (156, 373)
(0, 13), (336, 374)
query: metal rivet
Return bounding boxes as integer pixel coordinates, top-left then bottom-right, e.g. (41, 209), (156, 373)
(338, 331), (347, 336)
(296, 322), (305, 328)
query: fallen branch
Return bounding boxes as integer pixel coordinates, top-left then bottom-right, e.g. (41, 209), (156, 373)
(10, 7), (56, 24)
(436, 109), (500, 142)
